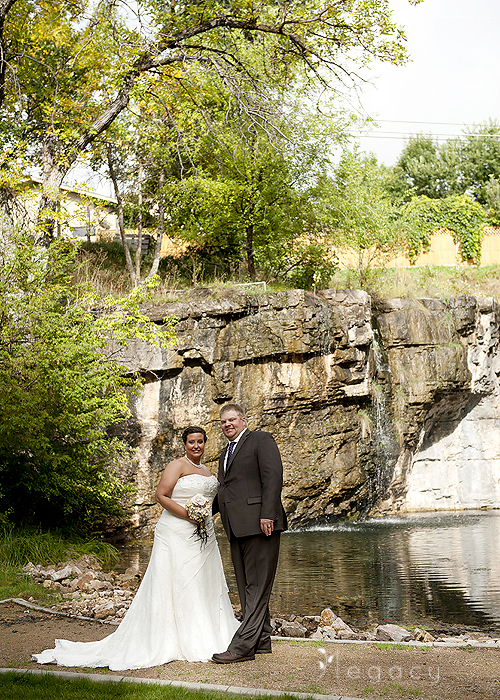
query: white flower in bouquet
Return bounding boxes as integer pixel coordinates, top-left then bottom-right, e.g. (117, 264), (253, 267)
(185, 493), (211, 545)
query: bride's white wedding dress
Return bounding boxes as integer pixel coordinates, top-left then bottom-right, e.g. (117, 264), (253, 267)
(33, 474), (239, 670)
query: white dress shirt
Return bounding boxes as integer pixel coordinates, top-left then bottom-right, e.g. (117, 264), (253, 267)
(224, 428), (247, 472)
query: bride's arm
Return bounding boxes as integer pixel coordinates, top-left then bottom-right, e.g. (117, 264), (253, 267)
(155, 460), (196, 522)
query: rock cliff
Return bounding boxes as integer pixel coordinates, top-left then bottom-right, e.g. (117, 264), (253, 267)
(111, 288), (500, 538)
(375, 296), (500, 513)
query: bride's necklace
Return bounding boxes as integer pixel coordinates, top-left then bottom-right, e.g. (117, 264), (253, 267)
(184, 454), (204, 469)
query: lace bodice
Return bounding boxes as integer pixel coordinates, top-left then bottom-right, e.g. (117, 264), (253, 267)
(171, 473), (219, 506)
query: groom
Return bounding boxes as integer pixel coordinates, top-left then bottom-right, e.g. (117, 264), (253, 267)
(212, 403), (287, 664)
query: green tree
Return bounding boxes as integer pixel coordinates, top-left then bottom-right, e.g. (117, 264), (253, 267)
(320, 151), (403, 286)
(0, 0), (415, 239)
(459, 119), (500, 206)
(160, 107), (340, 286)
(386, 134), (461, 202)
(386, 120), (500, 221)
(0, 228), (175, 533)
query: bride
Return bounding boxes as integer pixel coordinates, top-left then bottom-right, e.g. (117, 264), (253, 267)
(33, 426), (239, 670)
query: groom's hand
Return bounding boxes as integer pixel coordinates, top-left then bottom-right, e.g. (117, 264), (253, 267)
(260, 519), (274, 536)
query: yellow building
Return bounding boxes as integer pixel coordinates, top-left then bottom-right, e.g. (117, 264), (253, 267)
(20, 177), (118, 242)
(337, 227), (500, 269)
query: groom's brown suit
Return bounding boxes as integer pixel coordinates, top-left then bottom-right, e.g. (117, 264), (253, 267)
(215, 429), (287, 656)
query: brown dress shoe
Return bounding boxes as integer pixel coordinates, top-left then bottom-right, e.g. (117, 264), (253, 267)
(211, 650), (255, 664)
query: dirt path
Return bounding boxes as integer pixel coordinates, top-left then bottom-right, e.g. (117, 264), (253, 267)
(1, 601), (500, 700)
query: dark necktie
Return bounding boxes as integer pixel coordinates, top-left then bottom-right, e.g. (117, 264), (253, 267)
(225, 442), (236, 472)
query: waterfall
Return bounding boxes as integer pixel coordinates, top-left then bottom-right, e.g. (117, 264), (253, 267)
(367, 337), (399, 506)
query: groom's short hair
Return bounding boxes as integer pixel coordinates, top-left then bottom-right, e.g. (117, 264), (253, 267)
(219, 403), (246, 418)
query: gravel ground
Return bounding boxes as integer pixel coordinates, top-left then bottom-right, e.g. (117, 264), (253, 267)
(2, 601), (500, 700)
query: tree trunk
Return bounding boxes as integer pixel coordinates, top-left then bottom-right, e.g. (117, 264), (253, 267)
(107, 144), (137, 287)
(0, 0), (18, 109)
(135, 160), (143, 284)
(36, 134), (66, 245)
(148, 167), (165, 278)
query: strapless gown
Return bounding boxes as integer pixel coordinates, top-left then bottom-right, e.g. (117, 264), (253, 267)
(32, 474), (239, 670)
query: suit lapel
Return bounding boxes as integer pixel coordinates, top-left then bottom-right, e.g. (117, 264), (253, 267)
(224, 429), (250, 476)
(218, 449), (226, 482)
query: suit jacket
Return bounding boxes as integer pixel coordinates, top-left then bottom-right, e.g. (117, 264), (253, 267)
(214, 429), (287, 539)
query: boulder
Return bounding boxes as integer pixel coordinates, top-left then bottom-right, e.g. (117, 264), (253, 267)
(413, 628), (435, 643)
(375, 624), (413, 643)
(321, 627), (337, 641)
(42, 580), (61, 591)
(76, 572), (97, 590)
(302, 615), (321, 632)
(320, 608), (353, 633)
(309, 629), (324, 641)
(88, 580), (113, 591)
(280, 621), (307, 638)
(320, 608), (336, 627)
(337, 630), (366, 640)
(50, 564), (74, 582)
(93, 601), (117, 619)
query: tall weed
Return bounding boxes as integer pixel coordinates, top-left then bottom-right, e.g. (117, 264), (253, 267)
(0, 525), (119, 568)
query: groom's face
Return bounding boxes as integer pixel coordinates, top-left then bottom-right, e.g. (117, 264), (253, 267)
(220, 410), (246, 441)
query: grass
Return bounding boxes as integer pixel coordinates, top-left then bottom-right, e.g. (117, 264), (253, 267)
(0, 525), (120, 569)
(0, 563), (59, 605)
(0, 673), (318, 700)
(75, 241), (500, 302)
(330, 264), (500, 301)
(374, 643), (417, 652)
(274, 640), (325, 648)
(0, 525), (120, 603)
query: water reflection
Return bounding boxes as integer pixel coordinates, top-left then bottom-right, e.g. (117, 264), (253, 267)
(117, 510), (500, 632)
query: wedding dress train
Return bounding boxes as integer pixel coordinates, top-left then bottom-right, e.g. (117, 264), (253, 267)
(33, 474), (239, 670)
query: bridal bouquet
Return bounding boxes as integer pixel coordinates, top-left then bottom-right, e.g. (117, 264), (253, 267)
(185, 493), (211, 545)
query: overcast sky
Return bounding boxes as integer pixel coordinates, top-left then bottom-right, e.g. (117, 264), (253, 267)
(352, 0), (500, 165)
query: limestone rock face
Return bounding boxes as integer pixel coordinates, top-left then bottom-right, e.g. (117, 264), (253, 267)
(110, 288), (500, 537)
(373, 295), (500, 513)
(114, 288), (374, 536)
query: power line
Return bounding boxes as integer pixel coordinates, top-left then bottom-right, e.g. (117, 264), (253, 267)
(351, 131), (500, 141)
(375, 119), (486, 127)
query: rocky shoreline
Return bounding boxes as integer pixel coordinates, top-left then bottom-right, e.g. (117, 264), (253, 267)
(22, 556), (500, 647)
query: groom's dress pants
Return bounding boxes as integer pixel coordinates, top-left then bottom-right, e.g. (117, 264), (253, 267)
(227, 529), (281, 656)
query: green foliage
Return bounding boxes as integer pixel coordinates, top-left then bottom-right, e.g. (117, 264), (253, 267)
(483, 176), (500, 225)
(0, 524), (119, 568)
(385, 134), (461, 202)
(1, 0), (414, 240)
(319, 151), (403, 286)
(386, 121), (500, 224)
(403, 194), (486, 263)
(257, 239), (338, 290)
(0, 228), (174, 533)
(459, 120), (500, 205)
(151, 99), (342, 288)
(0, 562), (59, 603)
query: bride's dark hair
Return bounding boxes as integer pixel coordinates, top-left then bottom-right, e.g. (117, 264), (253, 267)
(182, 426), (207, 444)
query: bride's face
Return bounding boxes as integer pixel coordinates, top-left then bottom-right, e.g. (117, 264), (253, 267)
(185, 433), (206, 462)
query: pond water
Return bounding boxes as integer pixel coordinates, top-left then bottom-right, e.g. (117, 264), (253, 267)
(117, 510), (500, 633)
